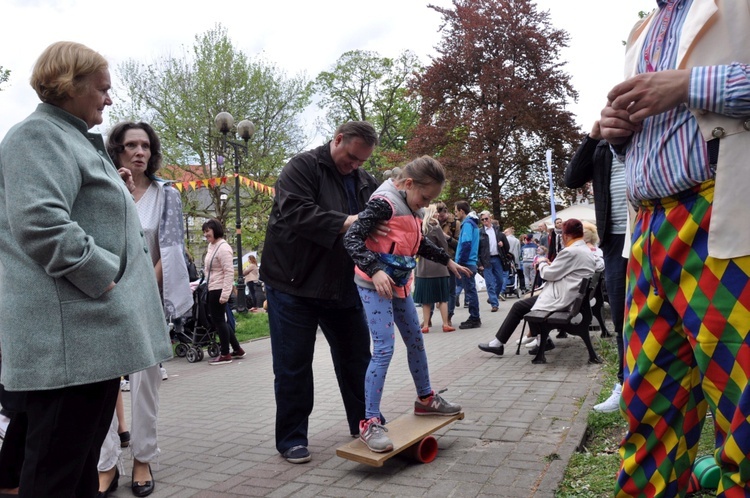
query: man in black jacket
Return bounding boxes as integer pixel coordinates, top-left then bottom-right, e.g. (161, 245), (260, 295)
(564, 120), (628, 413)
(259, 121), (380, 463)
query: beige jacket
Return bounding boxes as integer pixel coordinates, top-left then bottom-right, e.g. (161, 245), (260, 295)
(624, 0), (750, 259)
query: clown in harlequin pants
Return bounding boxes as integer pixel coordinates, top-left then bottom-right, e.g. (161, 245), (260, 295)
(617, 180), (750, 498)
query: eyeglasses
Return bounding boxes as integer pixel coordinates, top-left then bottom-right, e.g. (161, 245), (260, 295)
(480, 217), (489, 221)
(438, 208), (446, 212)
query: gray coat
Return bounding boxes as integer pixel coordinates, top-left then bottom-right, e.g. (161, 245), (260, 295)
(531, 240), (603, 313)
(0, 104), (172, 391)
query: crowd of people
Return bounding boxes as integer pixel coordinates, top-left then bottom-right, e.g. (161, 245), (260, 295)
(4, 5), (750, 494)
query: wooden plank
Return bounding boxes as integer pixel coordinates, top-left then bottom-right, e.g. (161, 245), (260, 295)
(336, 412), (464, 467)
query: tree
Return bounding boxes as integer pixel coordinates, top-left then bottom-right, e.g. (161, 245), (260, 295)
(313, 50), (422, 173)
(112, 24), (313, 253)
(409, 0), (583, 230)
(0, 66), (10, 90)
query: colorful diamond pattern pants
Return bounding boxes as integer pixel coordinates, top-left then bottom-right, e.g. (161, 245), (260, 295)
(617, 180), (750, 498)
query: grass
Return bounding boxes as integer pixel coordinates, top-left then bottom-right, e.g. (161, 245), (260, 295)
(233, 310), (270, 343)
(556, 332), (718, 497)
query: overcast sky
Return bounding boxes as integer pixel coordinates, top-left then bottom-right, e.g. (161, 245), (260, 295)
(0, 0), (655, 142)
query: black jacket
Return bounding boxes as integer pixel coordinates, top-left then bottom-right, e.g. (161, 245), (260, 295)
(564, 136), (614, 245)
(478, 225), (510, 271)
(259, 142), (379, 304)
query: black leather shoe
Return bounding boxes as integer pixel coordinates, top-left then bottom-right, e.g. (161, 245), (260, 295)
(97, 467), (119, 498)
(131, 464), (154, 497)
(528, 339), (556, 355)
(478, 343), (504, 356)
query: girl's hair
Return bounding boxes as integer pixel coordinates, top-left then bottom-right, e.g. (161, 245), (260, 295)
(536, 246), (548, 255)
(106, 121), (163, 176)
(394, 156), (445, 188)
(201, 218), (224, 239)
(30, 41), (108, 104)
(248, 255), (257, 264)
(582, 221), (600, 246)
(422, 204), (440, 236)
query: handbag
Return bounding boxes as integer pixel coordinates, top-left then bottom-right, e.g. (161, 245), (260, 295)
(378, 253), (416, 287)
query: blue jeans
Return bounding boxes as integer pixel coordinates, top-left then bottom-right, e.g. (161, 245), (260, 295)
(266, 285), (373, 454)
(483, 256), (506, 306)
(459, 265), (480, 320)
(357, 287), (431, 420)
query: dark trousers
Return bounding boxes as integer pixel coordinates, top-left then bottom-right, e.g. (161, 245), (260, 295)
(494, 296), (539, 343)
(19, 378), (119, 498)
(601, 233), (627, 384)
(0, 411), (26, 490)
(266, 285), (372, 453)
(208, 289), (241, 356)
(245, 281), (257, 308)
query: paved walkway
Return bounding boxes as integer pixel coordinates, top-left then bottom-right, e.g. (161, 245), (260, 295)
(115, 291), (612, 497)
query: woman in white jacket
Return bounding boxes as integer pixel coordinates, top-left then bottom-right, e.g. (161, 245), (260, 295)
(477, 219), (603, 356)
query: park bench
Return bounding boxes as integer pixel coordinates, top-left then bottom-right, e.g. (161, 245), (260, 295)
(522, 271), (604, 365)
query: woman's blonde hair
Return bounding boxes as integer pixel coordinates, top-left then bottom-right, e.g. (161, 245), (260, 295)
(30, 41), (108, 103)
(394, 155), (445, 188)
(422, 204), (440, 236)
(582, 221), (600, 246)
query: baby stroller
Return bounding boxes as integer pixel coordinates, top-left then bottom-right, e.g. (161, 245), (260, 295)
(501, 254), (523, 299)
(171, 281), (221, 363)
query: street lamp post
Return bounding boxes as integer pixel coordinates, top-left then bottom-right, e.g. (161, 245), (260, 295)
(215, 112), (255, 313)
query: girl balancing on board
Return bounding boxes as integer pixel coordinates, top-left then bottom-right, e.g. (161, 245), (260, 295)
(344, 156), (470, 453)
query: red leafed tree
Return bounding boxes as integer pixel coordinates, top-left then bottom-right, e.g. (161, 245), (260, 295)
(409, 0), (584, 230)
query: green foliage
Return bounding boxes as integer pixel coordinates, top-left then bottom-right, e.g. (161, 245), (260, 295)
(0, 66), (9, 90)
(313, 49), (422, 173)
(112, 24), (312, 253)
(234, 311), (269, 343)
(409, 0), (584, 230)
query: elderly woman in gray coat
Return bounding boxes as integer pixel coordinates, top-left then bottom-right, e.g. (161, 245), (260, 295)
(0, 42), (172, 497)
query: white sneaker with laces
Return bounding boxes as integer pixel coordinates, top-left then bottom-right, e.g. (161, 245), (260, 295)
(120, 379), (130, 392)
(525, 336), (540, 348)
(593, 383), (622, 413)
(160, 366), (168, 380)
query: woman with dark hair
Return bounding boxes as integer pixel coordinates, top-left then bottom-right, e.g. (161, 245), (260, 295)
(96, 121), (192, 497)
(202, 218), (245, 364)
(0, 42), (172, 497)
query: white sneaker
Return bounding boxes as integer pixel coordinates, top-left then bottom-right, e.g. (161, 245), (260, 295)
(525, 336), (540, 348)
(516, 335), (535, 345)
(593, 383), (622, 413)
(160, 366), (168, 380)
(0, 414), (10, 439)
(120, 379), (130, 392)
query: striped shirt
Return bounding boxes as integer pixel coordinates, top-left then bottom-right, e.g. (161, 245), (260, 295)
(625, 0), (750, 201)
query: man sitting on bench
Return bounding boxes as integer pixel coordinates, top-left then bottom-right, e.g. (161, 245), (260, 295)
(477, 218), (603, 356)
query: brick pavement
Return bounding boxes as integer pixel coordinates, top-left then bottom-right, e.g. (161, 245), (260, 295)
(111, 291), (611, 497)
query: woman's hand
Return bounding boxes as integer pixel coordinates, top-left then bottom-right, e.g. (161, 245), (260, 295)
(118, 167), (135, 193)
(219, 296), (228, 304)
(448, 260), (473, 278)
(372, 270), (394, 299)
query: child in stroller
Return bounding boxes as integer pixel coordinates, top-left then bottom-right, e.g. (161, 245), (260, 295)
(501, 253), (523, 299)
